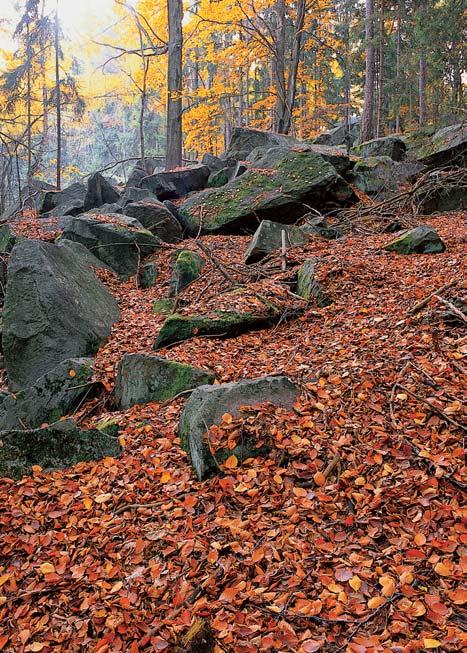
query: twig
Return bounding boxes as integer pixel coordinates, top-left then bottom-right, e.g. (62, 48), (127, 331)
(434, 294), (467, 323)
(407, 281), (457, 316)
(396, 383), (467, 432)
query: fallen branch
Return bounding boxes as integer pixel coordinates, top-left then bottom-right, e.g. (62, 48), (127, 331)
(396, 382), (466, 432)
(407, 281), (457, 316)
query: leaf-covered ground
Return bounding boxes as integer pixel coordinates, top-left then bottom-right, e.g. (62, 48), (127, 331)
(1, 212), (466, 652)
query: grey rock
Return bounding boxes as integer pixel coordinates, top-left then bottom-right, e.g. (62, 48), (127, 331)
(124, 199), (183, 243)
(314, 117), (361, 147)
(301, 215), (342, 240)
(61, 214), (160, 279)
(179, 376), (298, 479)
(0, 224), (16, 253)
(114, 353), (215, 409)
(223, 127), (298, 161)
(87, 203), (123, 215)
(201, 153), (226, 171)
(384, 225), (446, 254)
(0, 419), (122, 480)
(0, 358), (95, 430)
(141, 165), (210, 200)
(84, 173), (120, 211)
(245, 220), (308, 264)
(138, 262), (157, 288)
(411, 123), (467, 167)
(296, 258), (332, 307)
(3, 239), (120, 390)
(121, 186), (158, 206)
(169, 250), (204, 296)
(38, 182), (86, 217)
(353, 135), (407, 162)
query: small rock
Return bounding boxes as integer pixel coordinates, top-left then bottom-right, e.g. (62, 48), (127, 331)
(296, 258), (332, 307)
(153, 298), (176, 315)
(114, 353), (215, 409)
(169, 250), (204, 296)
(179, 376), (298, 479)
(0, 224), (16, 253)
(138, 262), (157, 288)
(384, 225), (446, 254)
(245, 220), (308, 264)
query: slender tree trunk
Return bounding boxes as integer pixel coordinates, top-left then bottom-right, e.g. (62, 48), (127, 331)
(166, 0), (183, 170)
(395, 0), (401, 132)
(26, 19), (32, 192)
(282, 0), (306, 134)
(376, 0), (384, 137)
(418, 52), (427, 126)
(361, 0), (375, 142)
(54, 5), (62, 190)
(273, 0), (286, 133)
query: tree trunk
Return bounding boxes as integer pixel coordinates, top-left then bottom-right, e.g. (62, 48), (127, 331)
(273, 0), (286, 133)
(166, 0), (183, 170)
(360, 0), (375, 142)
(418, 51), (427, 126)
(54, 5), (62, 190)
(26, 19), (32, 194)
(395, 0), (401, 132)
(376, 0), (384, 137)
(282, 0), (306, 135)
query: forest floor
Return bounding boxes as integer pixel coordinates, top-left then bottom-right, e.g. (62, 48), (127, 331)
(0, 212), (466, 653)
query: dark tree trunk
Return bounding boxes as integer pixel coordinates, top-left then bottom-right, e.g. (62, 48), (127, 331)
(361, 0), (375, 142)
(54, 5), (62, 190)
(418, 52), (427, 126)
(273, 0), (286, 133)
(166, 0), (183, 170)
(376, 0), (385, 137)
(282, 0), (306, 134)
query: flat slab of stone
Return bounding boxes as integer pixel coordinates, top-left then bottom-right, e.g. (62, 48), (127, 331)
(3, 239), (120, 390)
(124, 199), (183, 242)
(353, 135), (407, 161)
(179, 376), (298, 479)
(114, 353), (215, 409)
(245, 220), (308, 264)
(0, 358), (95, 430)
(0, 419), (122, 479)
(384, 225), (446, 254)
(141, 165), (210, 200)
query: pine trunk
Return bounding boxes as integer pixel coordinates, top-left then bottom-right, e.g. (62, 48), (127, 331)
(361, 0), (375, 143)
(166, 0), (183, 170)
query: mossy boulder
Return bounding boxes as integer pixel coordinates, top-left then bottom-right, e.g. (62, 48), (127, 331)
(114, 353), (215, 409)
(349, 156), (398, 194)
(3, 239), (120, 391)
(223, 126), (298, 161)
(179, 147), (355, 235)
(155, 311), (274, 349)
(0, 358), (95, 430)
(352, 135), (406, 161)
(0, 419), (122, 480)
(0, 224), (16, 253)
(244, 220), (308, 264)
(61, 214), (161, 279)
(179, 376), (298, 479)
(384, 225), (446, 254)
(124, 199), (183, 243)
(406, 123), (466, 167)
(296, 258), (332, 307)
(153, 299), (176, 315)
(169, 250), (205, 296)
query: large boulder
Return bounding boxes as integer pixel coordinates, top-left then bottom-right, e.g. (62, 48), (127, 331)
(114, 353), (215, 409)
(0, 224), (16, 253)
(0, 358), (95, 430)
(61, 214), (160, 279)
(314, 117), (361, 147)
(412, 123), (467, 167)
(349, 156), (399, 195)
(121, 186), (158, 206)
(223, 127), (298, 161)
(169, 250), (205, 296)
(140, 165), (210, 200)
(415, 170), (466, 213)
(296, 258), (332, 307)
(87, 203), (123, 215)
(3, 239), (120, 390)
(38, 182), (86, 217)
(384, 226), (446, 254)
(201, 153), (226, 172)
(244, 220), (308, 264)
(84, 173), (120, 211)
(179, 376), (298, 479)
(124, 199), (183, 242)
(155, 311), (276, 350)
(179, 147), (355, 235)
(0, 419), (122, 480)
(353, 135), (406, 161)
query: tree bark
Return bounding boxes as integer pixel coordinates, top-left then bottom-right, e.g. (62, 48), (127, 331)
(376, 0), (385, 137)
(273, 0), (286, 133)
(166, 0), (183, 170)
(282, 0), (306, 135)
(54, 4), (62, 190)
(418, 52), (427, 126)
(360, 0), (375, 142)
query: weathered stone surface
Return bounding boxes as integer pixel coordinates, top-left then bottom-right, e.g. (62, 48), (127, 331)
(179, 147), (355, 235)
(0, 224), (16, 253)
(153, 299), (176, 315)
(179, 376), (298, 479)
(61, 214), (160, 279)
(223, 127), (297, 161)
(56, 238), (114, 272)
(244, 220), (308, 264)
(384, 226), (446, 254)
(155, 311), (275, 349)
(84, 173), (120, 211)
(0, 419), (122, 480)
(301, 216), (342, 240)
(39, 182), (86, 217)
(314, 117), (361, 147)
(296, 258), (332, 307)
(201, 153), (226, 171)
(353, 135), (407, 161)
(0, 358), (95, 431)
(124, 199), (183, 242)
(208, 164), (247, 188)
(138, 262), (157, 288)
(121, 186), (158, 206)
(169, 250), (204, 296)
(3, 239), (120, 390)
(115, 353), (215, 409)
(407, 123), (467, 167)
(87, 203), (123, 215)
(141, 165), (210, 200)
(349, 156), (398, 194)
